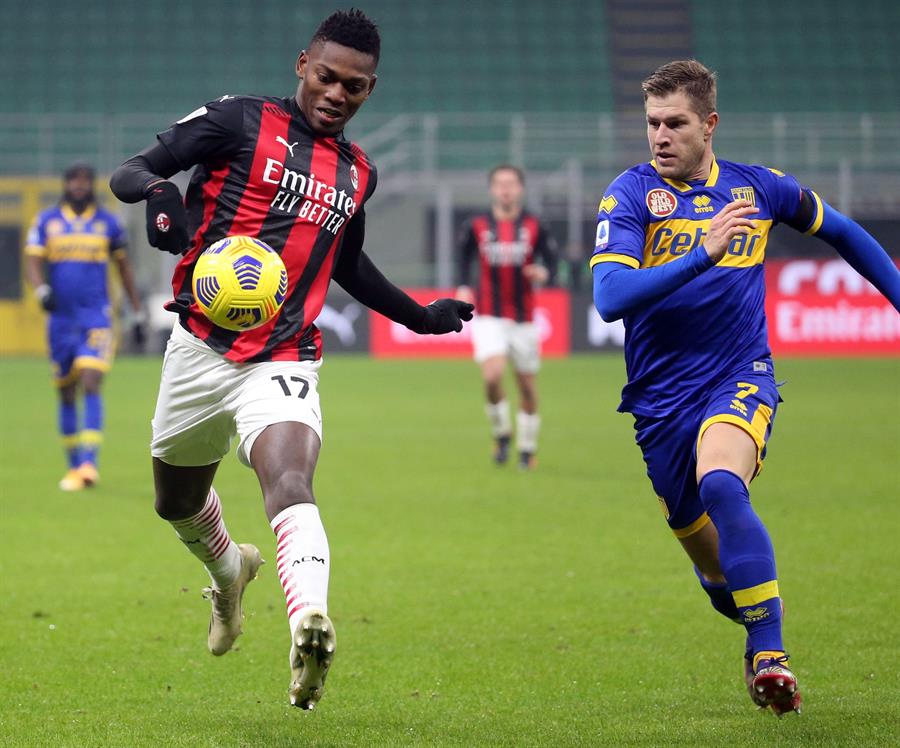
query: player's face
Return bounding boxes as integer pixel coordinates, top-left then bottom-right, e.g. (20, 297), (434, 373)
(489, 170), (525, 212)
(645, 91), (718, 181)
(64, 173), (94, 205)
(296, 41), (377, 136)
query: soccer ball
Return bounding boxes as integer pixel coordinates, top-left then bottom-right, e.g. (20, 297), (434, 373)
(192, 236), (288, 331)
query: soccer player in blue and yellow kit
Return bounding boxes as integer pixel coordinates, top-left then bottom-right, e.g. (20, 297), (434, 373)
(591, 61), (900, 716)
(25, 162), (144, 491)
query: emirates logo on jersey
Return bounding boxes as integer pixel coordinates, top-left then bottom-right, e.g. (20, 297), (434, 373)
(646, 188), (677, 218)
(156, 213), (171, 232)
(263, 157), (358, 236)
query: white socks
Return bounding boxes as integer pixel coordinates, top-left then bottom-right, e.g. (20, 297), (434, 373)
(170, 488), (241, 590)
(516, 411), (541, 453)
(271, 503), (330, 636)
(485, 399), (512, 438)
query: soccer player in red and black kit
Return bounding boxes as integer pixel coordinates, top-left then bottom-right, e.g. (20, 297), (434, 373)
(456, 165), (557, 469)
(110, 10), (472, 710)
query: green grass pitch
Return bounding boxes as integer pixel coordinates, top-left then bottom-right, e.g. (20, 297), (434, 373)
(0, 354), (898, 747)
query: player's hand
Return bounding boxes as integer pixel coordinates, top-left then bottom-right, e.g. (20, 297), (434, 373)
(421, 298), (475, 334)
(130, 310), (148, 349)
(704, 199), (759, 263)
(145, 181), (190, 255)
(35, 284), (55, 311)
(522, 263), (549, 285)
(455, 285), (476, 305)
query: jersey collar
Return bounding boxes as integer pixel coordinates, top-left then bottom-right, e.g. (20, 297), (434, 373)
(650, 156), (719, 192)
(61, 203), (97, 222)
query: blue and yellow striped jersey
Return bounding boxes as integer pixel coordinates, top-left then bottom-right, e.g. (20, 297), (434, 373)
(26, 203), (127, 316)
(590, 158), (822, 417)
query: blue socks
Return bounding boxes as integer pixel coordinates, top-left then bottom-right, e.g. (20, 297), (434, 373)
(60, 400), (80, 468)
(81, 392), (103, 466)
(698, 469), (783, 658)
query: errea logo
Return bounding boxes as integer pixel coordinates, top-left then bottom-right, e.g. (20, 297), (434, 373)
(693, 194), (714, 214)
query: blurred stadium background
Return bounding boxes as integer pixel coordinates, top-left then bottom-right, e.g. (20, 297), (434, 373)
(0, 0), (898, 355)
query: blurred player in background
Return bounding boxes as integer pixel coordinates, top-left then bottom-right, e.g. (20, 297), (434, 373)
(25, 162), (145, 491)
(110, 10), (472, 710)
(591, 60), (900, 716)
(457, 165), (557, 469)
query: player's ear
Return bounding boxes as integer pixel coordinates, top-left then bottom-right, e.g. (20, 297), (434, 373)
(704, 111), (719, 141)
(366, 74), (377, 97)
(296, 51), (308, 81)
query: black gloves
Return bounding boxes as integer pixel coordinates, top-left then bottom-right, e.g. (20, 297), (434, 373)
(419, 299), (475, 334)
(35, 284), (55, 311)
(145, 181), (189, 255)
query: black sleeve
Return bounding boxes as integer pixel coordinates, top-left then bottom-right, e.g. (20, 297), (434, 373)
(332, 210), (427, 331)
(109, 142), (182, 203)
(457, 222), (477, 286)
(110, 96), (244, 203)
(783, 189), (818, 233)
(535, 223), (560, 285)
(156, 96), (244, 170)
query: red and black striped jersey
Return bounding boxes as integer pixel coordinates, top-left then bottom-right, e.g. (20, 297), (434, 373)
(158, 94), (377, 362)
(457, 212), (557, 322)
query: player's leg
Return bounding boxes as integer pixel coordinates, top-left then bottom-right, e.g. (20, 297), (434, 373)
(511, 322), (541, 469)
(235, 360), (332, 709)
(472, 315), (513, 463)
(72, 325), (114, 484)
(695, 375), (799, 714)
(50, 322), (84, 490)
(481, 355), (512, 463)
(150, 323), (262, 655)
(77, 367), (104, 485)
(57, 378), (84, 490)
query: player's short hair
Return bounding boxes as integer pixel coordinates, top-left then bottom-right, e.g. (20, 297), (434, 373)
(311, 8), (381, 64)
(63, 161), (96, 181)
(488, 164), (525, 185)
(642, 60), (717, 118)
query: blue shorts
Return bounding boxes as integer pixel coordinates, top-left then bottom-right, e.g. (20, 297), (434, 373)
(49, 313), (114, 386)
(633, 358), (782, 537)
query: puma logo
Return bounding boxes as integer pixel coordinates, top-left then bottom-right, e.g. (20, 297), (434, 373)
(276, 135), (298, 157)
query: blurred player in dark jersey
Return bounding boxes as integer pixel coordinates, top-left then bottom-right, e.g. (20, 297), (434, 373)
(591, 60), (900, 716)
(25, 162), (144, 491)
(110, 10), (472, 710)
(457, 165), (557, 469)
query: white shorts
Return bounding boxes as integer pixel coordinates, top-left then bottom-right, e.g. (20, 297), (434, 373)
(471, 315), (540, 374)
(150, 322), (323, 468)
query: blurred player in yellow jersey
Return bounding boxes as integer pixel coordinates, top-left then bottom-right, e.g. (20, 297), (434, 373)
(591, 61), (900, 715)
(25, 163), (145, 490)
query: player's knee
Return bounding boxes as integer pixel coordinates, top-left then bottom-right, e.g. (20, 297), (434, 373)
(154, 491), (206, 521)
(265, 469), (316, 514)
(81, 370), (103, 394)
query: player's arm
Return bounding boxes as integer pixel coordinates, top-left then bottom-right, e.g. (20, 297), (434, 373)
(110, 97), (244, 254)
(592, 200), (756, 322)
(455, 223), (477, 304)
(24, 253), (54, 311)
(333, 210), (474, 334)
(787, 191), (900, 311)
(23, 218), (54, 311)
(523, 224), (558, 286)
(113, 250), (148, 347)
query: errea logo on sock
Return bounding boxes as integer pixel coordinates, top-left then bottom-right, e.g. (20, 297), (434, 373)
(743, 606), (770, 622)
